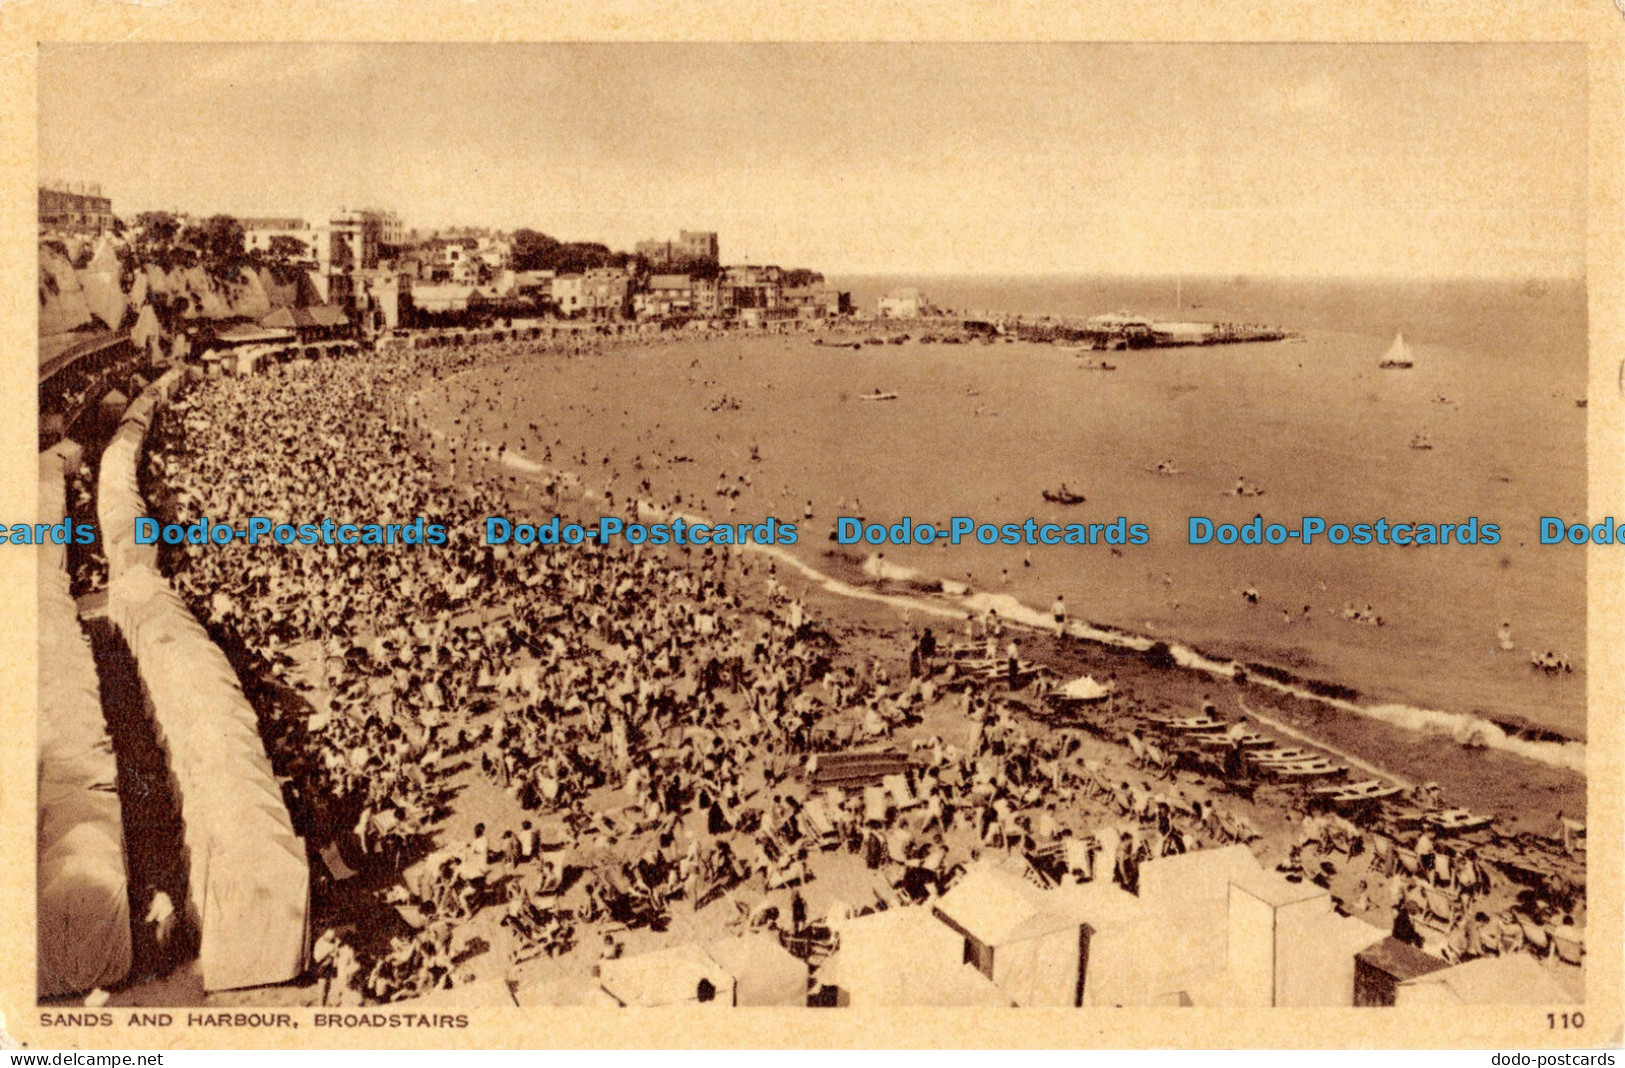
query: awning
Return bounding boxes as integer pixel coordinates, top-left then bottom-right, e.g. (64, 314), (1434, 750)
(261, 305), (349, 331)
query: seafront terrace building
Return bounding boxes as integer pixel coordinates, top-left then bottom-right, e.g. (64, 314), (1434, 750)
(721, 264), (783, 314)
(782, 286), (850, 318)
(635, 273), (697, 318)
(636, 229), (720, 269)
(878, 287), (929, 318)
(39, 182), (114, 234)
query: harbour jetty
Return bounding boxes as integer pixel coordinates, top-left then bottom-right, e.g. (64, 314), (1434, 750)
(954, 310), (1295, 350)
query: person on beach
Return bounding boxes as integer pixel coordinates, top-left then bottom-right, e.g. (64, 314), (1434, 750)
(1051, 594), (1067, 636)
(1391, 902), (1425, 948)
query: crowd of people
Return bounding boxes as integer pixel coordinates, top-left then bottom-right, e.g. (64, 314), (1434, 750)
(125, 328), (1584, 1005)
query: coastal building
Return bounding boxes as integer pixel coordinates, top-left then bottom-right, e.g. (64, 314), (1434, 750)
(39, 182), (114, 234)
(513, 270), (556, 302)
(579, 267), (633, 320)
(782, 286), (850, 318)
(878, 287), (929, 318)
(680, 230), (720, 263)
(427, 242), (482, 284)
(635, 273), (696, 319)
(242, 218), (319, 264)
(637, 230), (720, 269)
(259, 304), (351, 342)
(356, 270), (401, 333)
(408, 283), (479, 314)
(328, 209), (383, 271)
(721, 264), (782, 315)
(552, 274), (585, 316)
(1085, 311), (1153, 330)
(692, 276), (721, 318)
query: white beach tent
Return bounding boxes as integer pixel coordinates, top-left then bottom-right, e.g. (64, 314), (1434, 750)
(36, 450), (132, 997)
(703, 933), (808, 1007)
(99, 376), (308, 991)
(597, 943), (736, 1008)
(934, 864), (1085, 1006)
(108, 564), (311, 992)
(1045, 880), (1150, 1007)
(829, 906), (1012, 1007)
(1224, 868), (1386, 1007)
(1133, 844), (1264, 999)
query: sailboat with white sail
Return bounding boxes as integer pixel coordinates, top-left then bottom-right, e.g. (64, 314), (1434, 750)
(1378, 331), (1414, 370)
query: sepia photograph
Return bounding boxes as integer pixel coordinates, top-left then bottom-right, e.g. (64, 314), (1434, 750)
(7, 16), (1621, 1055)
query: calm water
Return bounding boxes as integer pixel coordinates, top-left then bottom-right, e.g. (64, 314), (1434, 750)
(439, 275), (1588, 737)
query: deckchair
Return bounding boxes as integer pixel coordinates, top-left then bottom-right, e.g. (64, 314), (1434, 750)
(1423, 885), (1455, 926)
(1519, 920), (1550, 956)
(1367, 835), (1395, 875)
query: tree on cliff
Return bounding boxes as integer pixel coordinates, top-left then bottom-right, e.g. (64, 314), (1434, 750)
(511, 228), (626, 274)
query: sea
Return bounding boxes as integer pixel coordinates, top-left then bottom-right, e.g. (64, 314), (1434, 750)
(431, 273), (1589, 747)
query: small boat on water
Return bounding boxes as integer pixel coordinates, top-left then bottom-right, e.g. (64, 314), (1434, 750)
(1576, 398), (1588, 409)
(1042, 487), (1087, 505)
(1378, 331), (1414, 369)
(858, 390), (899, 402)
(1409, 433), (1433, 450)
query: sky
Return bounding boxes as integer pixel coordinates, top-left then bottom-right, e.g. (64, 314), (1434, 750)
(38, 43), (1587, 278)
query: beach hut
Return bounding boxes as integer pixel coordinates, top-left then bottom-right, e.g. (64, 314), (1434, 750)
(830, 906), (1011, 1007)
(704, 934), (808, 1007)
(597, 943), (736, 1008)
(1395, 953), (1582, 1006)
(512, 959), (594, 1007)
(932, 864), (1092, 1006)
(1042, 879), (1147, 1007)
(1353, 937), (1451, 1006)
(1133, 846), (1384, 1007)
(1132, 845), (1257, 1000)
(1224, 868), (1386, 1007)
